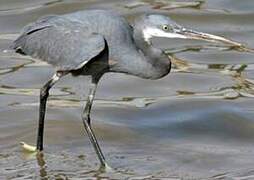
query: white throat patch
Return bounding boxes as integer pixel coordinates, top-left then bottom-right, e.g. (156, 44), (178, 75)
(142, 27), (187, 44)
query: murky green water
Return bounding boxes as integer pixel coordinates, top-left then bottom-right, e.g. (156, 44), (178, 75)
(1, 0), (254, 179)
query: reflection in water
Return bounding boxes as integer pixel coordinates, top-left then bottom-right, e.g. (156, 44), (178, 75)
(36, 153), (47, 179)
(171, 55), (254, 100)
(33, 151), (137, 179)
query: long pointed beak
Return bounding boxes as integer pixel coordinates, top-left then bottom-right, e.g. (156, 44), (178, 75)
(145, 26), (253, 52)
(175, 28), (243, 47)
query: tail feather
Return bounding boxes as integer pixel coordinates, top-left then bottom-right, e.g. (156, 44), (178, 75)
(11, 34), (27, 55)
(11, 14), (57, 55)
(11, 26), (51, 55)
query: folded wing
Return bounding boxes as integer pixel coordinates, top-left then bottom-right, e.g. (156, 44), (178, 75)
(12, 16), (106, 71)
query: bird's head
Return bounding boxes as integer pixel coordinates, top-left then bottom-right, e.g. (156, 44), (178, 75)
(135, 14), (242, 47)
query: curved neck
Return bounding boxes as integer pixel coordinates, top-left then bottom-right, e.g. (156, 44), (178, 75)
(109, 25), (171, 80)
(133, 27), (163, 59)
(132, 27), (171, 78)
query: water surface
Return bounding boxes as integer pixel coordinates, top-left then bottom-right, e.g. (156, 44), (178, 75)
(1, 0), (254, 179)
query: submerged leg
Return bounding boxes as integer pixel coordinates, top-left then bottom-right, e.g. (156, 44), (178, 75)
(36, 71), (66, 151)
(81, 76), (107, 168)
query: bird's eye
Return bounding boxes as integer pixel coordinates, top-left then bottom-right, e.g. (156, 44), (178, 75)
(162, 25), (170, 31)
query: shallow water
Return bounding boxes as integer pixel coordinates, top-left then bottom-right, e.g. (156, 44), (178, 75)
(1, 0), (254, 179)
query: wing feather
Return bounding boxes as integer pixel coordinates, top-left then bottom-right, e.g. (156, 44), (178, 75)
(12, 16), (105, 71)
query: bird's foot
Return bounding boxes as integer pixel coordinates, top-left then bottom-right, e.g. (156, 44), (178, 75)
(98, 162), (114, 173)
(20, 142), (37, 153)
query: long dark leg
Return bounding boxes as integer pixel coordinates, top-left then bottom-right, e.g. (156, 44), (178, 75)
(81, 76), (107, 167)
(36, 72), (65, 151)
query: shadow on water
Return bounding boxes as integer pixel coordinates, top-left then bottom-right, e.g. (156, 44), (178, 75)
(1, 0), (254, 179)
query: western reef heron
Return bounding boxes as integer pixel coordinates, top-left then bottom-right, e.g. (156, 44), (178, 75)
(12, 9), (242, 168)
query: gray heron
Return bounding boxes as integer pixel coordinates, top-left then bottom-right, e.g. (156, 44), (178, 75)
(12, 9), (241, 168)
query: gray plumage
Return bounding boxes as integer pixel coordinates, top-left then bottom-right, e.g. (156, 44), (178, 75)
(12, 10), (171, 79)
(13, 15), (106, 71)
(12, 9), (232, 168)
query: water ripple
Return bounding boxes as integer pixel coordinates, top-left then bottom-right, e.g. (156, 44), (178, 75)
(0, 0), (63, 15)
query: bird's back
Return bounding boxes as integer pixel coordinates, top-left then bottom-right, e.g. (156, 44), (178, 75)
(12, 10), (135, 71)
(63, 10), (133, 43)
(63, 10), (137, 61)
